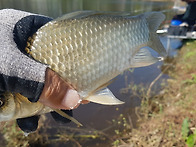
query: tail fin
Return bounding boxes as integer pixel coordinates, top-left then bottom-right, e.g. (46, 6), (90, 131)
(144, 12), (167, 57)
(145, 12), (165, 32)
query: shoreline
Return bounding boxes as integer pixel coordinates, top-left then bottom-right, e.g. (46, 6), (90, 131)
(121, 40), (196, 146)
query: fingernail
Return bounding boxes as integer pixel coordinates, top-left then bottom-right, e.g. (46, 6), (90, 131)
(62, 88), (80, 109)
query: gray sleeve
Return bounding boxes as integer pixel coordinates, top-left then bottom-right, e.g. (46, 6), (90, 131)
(0, 9), (48, 101)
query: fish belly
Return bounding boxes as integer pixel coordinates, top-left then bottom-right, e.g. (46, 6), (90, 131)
(27, 15), (149, 98)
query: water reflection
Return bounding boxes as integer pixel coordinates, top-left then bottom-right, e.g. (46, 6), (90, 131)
(0, 0), (173, 18)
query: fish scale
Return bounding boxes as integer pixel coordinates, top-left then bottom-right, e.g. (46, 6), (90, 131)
(33, 17), (144, 91)
(26, 11), (166, 104)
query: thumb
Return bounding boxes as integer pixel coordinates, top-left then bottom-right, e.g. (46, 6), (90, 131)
(39, 68), (81, 110)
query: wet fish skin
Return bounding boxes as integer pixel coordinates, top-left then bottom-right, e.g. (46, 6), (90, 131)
(0, 92), (52, 122)
(26, 11), (166, 105)
(0, 93), (82, 126)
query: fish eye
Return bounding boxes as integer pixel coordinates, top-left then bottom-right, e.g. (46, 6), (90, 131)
(0, 99), (4, 107)
(0, 93), (6, 108)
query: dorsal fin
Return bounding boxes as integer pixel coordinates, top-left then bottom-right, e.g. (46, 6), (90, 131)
(54, 11), (97, 21)
(53, 11), (133, 22)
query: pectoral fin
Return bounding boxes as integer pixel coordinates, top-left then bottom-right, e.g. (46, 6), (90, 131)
(53, 109), (82, 127)
(85, 88), (124, 105)
(130, 48), (159, 68)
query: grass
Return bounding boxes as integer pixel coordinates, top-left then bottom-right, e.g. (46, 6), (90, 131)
(117, 40), (196, 146)
(0, 113), (132, 147)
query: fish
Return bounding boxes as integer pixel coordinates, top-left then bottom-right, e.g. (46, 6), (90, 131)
(0, 92), (82, 126)
(25, 11), (166, 105)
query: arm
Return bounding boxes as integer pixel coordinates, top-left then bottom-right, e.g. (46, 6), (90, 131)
(0, 9), (46, 101)
(0, 9), (84, 133)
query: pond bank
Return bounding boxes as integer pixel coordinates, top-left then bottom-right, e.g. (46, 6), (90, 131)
(118, 40), (196, 147)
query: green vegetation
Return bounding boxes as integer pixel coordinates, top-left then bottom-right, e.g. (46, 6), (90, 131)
(117, 40), (196, 146)
(181, 118), (196, 147)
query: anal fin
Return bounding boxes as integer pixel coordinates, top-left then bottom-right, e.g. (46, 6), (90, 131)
(84, 88), (124, 105)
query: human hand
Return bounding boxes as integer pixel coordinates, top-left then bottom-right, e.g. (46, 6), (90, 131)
(39, 68), (82, 110)
(0, 9), (85, 110)
(0, 9), (88, 133)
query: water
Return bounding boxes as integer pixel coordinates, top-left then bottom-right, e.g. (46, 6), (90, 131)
(0, 0), (181, 146)
(161, 36), (183, 56)
(0, 0), (173, 17)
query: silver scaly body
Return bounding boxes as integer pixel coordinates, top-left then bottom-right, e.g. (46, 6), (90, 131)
(27, 11), (166, 105)
(0, 11), (166, 125)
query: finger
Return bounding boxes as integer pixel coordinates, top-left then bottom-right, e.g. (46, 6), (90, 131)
(39, 68), (81, 110)
(61, 88), (81, 109)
